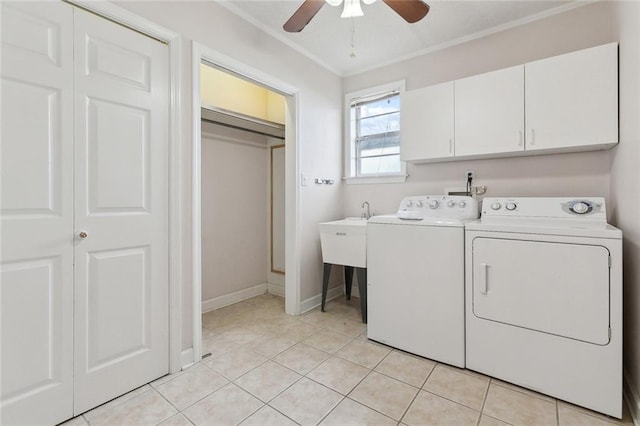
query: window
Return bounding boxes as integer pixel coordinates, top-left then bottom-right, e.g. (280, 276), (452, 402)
(344, 80), (406, 184)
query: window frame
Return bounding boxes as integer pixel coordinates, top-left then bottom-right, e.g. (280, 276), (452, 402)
(343, 80), (407, 184)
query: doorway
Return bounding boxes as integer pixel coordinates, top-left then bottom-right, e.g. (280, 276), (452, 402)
(191, 43), (301, 365)
(199, 63), (286, 312)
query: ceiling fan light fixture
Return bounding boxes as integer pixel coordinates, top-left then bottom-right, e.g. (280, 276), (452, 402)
(341, 0), (364, 18)
(283, 0), (429, 33)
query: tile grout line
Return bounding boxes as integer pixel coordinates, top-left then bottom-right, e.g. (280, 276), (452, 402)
(149, 385), (182, 417)
(475, 377), (492, 426)
(397, 383), (422, 424)
(342, 394), (404, 424)
(419, 387), (484, 416)
(263, 402), (303, 425)
(313, 395), (348, 425)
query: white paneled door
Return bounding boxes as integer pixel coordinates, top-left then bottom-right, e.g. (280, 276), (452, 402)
(1, 2), (75, 424)
(1, 2), (170, 424)
(72, 7), (169, 415)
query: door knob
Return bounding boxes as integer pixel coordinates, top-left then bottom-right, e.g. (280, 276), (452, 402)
(79, 231), (88, 239)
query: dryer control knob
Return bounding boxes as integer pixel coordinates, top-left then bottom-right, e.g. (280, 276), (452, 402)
(416, 201), (424, 207)
(458, 201), (466, 208)
(505, 202), (517, 211)
(406, 201), (413, 207)
(447, 201), (456, 208)
(571, 201), (590, 214)
(491, 202), (502, 210)
(429, 200), (439, 209)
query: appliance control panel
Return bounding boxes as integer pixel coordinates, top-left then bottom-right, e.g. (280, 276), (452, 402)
(397, 195), (479, 220)
(481, 197), (607, 221)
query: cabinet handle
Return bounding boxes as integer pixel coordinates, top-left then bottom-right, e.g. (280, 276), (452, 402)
(530, 129), (536, 146)
(518, 130), (523, 147)
(449, 138), (452, 154)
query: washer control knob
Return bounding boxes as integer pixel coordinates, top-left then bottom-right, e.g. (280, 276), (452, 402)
(458, 201), (466, 208)
(505, 202), (517, 211)
(416, 201), (424, 207)
(491, 202), (502, 210)
(571, 201), (591, 214)
(429, 200), (439, 209)
(406, 201), (413, 207)
(447, 200), (456, 208)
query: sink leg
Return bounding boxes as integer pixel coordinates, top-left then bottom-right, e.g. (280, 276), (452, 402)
(345, 266), (354, 300)
(356, 267), (367, 324)
(322, 263), (332, 312)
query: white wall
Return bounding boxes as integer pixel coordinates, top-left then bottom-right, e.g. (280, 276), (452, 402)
(115, 1), (343, 349)
(609, 0), (640, 416)
(201, 123), (268, 302)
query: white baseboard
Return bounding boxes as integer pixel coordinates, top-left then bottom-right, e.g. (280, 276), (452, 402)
(267, 282), (285, 297)
(201, 283), (268, 313)
(300, 286), (344, 314)
(624, 369), (640, 426)
(181, 348), (194, 370)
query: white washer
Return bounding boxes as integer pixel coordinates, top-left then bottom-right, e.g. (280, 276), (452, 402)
(465, 197), (622, 418)
(367, 195), (478, 367)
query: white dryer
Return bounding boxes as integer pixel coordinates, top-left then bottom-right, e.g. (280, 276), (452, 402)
(465, 197), (622, 418)
(367, 195), (478, 367)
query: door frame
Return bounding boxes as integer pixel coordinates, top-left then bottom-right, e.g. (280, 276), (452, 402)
(191, 42), (301, 365)
(68, 0), (184, 374)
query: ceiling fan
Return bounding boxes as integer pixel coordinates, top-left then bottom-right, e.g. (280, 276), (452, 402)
(283, 0), (430, 33)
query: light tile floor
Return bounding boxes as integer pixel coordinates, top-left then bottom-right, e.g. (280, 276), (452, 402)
(63, 293), (634, 426)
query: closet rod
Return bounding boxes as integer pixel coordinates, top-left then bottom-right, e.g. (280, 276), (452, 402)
(201, 107), (285, 140)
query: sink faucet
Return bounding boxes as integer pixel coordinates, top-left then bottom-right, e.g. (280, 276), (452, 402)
(361, 201), (371, 219)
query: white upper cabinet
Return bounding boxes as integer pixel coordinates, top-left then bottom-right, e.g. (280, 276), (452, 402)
(401, 81), (454, 161)
(399, 42), (618, 163)
(454, 65), (525, 157)
(525, 42), (618, 152)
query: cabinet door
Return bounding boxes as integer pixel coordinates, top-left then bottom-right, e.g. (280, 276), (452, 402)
(1, 2), (75, 425)
(525, 43), (618, 151)
(400, 82), (454, 161)
(455, 65), (525, 156)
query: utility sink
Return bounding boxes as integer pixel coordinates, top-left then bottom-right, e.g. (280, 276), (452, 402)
(319, 218), (367, 267)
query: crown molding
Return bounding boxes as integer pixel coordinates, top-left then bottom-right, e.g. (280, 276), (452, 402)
(216, 0), (342, 76)
(343, 0), (599, 77)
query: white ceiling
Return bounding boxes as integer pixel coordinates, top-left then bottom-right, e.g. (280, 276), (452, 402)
(221, 0), (581, 76)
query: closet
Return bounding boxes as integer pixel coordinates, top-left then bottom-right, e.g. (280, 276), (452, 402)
(199, 64), (286, 315)
(1, 2), (170, 425)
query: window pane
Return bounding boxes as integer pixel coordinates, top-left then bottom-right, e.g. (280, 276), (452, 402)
(357, 132), (400, 154)
(360, 154), (401, 175)
(358, 112), (399, 137)
(356, 95), (400, 119)
(348, 88), (402, 178)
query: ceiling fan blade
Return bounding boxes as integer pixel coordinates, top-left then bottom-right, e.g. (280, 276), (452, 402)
(283, 0), (326, 32)
(382, 0), (430, 23)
